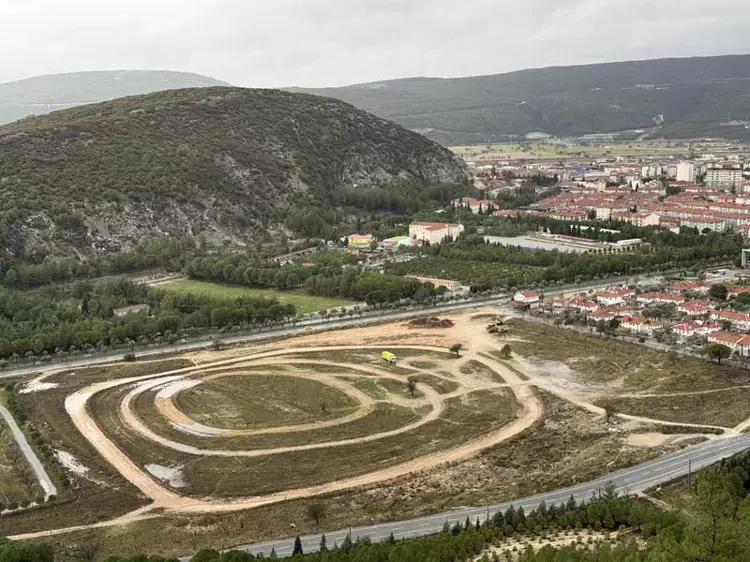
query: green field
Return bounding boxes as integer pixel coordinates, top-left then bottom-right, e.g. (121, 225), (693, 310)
(159, 279), (353, 315)
(176, 374), (359, 430)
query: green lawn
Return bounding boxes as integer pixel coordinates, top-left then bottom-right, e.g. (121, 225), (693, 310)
(159, 279), (353, 315)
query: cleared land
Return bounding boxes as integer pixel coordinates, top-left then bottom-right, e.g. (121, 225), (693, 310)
(159, 279), (352, 315)
(175, 374), (359, 430)
(8, 309), (736, 557)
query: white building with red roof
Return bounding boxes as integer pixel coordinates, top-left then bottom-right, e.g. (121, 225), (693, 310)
(672, 321), (721, 340)
(708, 332), (750, 356)
(636, 292), (686, 305)
(620, 316), (665, 336)
(678, 299), (714, 317)
(596, 288), (635, 306)
(409, 222), (465, 246)
(710, 310), (750, 331)
(513, 291), (541, 309)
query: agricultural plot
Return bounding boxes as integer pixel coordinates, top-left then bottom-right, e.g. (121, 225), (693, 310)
(390, 257), (542, 288)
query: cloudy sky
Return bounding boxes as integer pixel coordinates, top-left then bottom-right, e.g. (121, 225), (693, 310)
(2, 0), (750, 87)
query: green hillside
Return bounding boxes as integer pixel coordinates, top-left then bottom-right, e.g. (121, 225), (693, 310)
(292, 54), (750, 145)
(0, 87), (468, 260)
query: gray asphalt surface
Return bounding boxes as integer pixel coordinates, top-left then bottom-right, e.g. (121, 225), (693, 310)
(0, 404), (58, 500)
(226, 434), (750, 559)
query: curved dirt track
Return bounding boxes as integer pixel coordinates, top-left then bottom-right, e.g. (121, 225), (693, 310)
(66, 334), (542, 515)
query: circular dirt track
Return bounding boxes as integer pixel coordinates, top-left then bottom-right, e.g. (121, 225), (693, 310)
(63, 319), (543, 517)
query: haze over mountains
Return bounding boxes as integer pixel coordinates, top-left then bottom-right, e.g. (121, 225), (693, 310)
(0, 70), (229, 124)
(292, 54), (750, 145)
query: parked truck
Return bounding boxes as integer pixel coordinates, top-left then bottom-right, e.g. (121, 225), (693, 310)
(381, 351), (397, 364)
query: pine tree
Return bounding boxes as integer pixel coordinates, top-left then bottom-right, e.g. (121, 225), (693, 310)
(442, 521), (451, 534)
(292, 536), (303, 556)
(464, 516), (471, 531)
(387, 532), (395, 544)
(491, 510), (505, 529)
(319, 534), (327, 553)
(269, 548), (277, 560)
(341, 533), (353, 553)
(475, 518), (481, 531)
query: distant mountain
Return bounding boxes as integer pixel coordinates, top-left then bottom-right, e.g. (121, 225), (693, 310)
(0, 87), (468, 259)
(0, 70), (230, 124)
(291, 54), (750, 145)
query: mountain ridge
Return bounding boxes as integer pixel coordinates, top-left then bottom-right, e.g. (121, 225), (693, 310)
(0, 70), (230, 124)
(289, 54), (750, 145)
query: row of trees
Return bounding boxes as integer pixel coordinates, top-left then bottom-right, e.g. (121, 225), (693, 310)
(187, 254), (444, 305)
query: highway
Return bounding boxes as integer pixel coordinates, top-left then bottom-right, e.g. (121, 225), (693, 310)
(225, 434), (750, 559)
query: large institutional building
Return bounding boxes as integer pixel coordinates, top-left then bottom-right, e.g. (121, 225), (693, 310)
(408, 222), (465, 245)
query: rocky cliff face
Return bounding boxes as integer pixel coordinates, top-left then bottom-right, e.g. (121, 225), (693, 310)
(0, 87), (469, 259)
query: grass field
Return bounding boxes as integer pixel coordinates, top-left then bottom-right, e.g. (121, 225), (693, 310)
(159, 279), (353, 315)
(175, 374), (359, 430)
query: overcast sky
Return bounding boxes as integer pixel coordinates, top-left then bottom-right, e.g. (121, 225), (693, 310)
(2, 0), (750, 88)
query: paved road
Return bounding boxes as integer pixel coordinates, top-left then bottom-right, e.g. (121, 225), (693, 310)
(221, 434), (750, 559)
(0, 404), (57, 500)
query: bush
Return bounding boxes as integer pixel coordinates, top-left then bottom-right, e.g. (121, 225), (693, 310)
(123, 353), (137, 362)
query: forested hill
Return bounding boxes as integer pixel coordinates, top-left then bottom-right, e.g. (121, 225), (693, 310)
(0, 70), (229, 124)
(0, 87), (469, 260)
(291, 54), (750, 145)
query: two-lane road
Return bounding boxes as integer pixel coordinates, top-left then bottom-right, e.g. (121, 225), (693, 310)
(222, 434), (750, 559)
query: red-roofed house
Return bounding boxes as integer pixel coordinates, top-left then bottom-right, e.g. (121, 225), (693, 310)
(710, 310), (750, 331)
(665, 281), (711, 294)
(620, 316), (665, 336)
(673, 321), (721, 340)
(708, 332), (750, 355)
(596, 288), (635, 306)
(678, 299), (714, 317)
(513, 291), (541, 309)
(636, 292), (686, 305)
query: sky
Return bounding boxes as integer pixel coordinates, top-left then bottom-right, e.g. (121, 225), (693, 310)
(2, 0), (750, 88)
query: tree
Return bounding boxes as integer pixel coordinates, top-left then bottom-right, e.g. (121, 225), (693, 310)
(407, 376), (418, 397)
(292, 536), (303, 556)
(307, 503), (325, 525)
(708, 284), (729, 301)
(500, 344), (512, 359)
(319, 534), (328, 552)
(450, 343), (463, 357)
(705, 344), (732, 365)
(668, 349), (679, 366)
(604, 404), (617, 424)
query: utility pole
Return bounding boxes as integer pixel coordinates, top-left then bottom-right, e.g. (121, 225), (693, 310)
(688, 458), (692, 491)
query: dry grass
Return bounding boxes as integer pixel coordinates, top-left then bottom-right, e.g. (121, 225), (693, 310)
(175, 374), (359, 430)
(507, 319), (750, 392)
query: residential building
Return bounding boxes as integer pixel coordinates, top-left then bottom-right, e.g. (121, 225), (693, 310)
(676, 162), (696, 183)
(706, 167), (744, 189)
(673, 321), (721, 340)
(635, 292), (685, 305)
(380, 236), (412, 249)
(678, 299), (713, 317)
(409, 222), (464, 246)
(596, 288), (635, 306)
(708, 332), (750, 356)
(710, 310), (750, 331)
(620, 316), (665, 336)
(513, 291), (541, 309)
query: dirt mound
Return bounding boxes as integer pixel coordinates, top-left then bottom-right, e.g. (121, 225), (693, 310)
(408, 317), (455, 329)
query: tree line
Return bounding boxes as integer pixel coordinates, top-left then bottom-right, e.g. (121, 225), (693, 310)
(0, 277), (295, 362)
